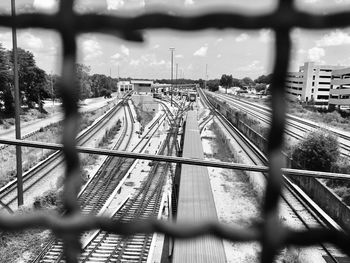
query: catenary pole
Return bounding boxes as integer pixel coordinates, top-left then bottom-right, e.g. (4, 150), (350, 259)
(11, 0), (23, 207)
(170, 47), (175, 106)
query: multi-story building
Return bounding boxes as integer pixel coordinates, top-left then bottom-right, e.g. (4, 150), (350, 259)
(329, 67), (350, 110)
(286, 62), (344, 107)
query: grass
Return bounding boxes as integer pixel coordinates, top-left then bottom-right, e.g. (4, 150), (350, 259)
(0, 208), (52, 262)
(0, 102), (116, 188)
(0, 116), (123, 262)
(241, 94), (350, 133)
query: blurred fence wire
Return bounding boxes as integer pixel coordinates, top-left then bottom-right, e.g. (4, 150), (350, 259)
(0, 0), (350, 262)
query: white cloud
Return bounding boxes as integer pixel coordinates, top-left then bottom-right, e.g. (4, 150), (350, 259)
(153, 44), (160, 49)
(217, 54), (222, 58)
(22, 32), (44, 50)
(307, 47), (325, 62)
(139, 53), (167, 67)
(121, 45), (130, 56)
(193, 46), (208, 57)
(33, 0), (57, 10)
(175, 54), (184, 59)
(0, 31), (44, 51)
(316, 30), (350, 47)
(150, 59), (166, 66)
(130, 59), (140, 66)
(238, 60), (264, 72)
(82, 38), (103, 61)
(235, 33), (249, 42)
(107, 0), (145, 10)
(215, 38), (223, 45)
(303, 0), (350, 3)
(111, 53), (121, 60)
(184, 0), (194, 5)
(259, 29), (273, 43)
(107, 0), (124, 10)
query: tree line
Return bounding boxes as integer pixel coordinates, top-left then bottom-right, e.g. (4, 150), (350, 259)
(0, 43), (118, 116)
(198, 73), (273, 93)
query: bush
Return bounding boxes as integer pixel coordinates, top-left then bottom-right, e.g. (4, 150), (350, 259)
(33, 190), (62, 210)
(291, 130), (339, 172)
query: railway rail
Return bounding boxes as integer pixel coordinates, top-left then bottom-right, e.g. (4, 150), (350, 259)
(199, 88), (347, 263)
(210, 92), (350, 156)
(0, 96), (130, 211)
(80, 131), (177, 262)
(34, 102), (171, 262)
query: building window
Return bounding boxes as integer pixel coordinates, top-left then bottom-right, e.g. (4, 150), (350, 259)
(319, 82), (330, 85)
(312, 82), (315, 86)
(311, 88), (314, 93)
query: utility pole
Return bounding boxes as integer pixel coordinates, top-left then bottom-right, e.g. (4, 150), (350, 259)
(176, 63), (178, 94)
(11, 0), (23, 207)
(170, 47), (175, 106)
(51, 71), (54, 106)
(205, 64), (208, 89)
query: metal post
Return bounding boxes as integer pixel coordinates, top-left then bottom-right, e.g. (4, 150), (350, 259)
(176, 63), (178, 94)
(50, 72), (54, 106)
(205, 64), (208, 89)
(170, 47), (175, 106)
(11, 0), (23, 207)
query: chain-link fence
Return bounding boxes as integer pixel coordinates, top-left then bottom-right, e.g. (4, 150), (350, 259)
(1, 0), (350, 262)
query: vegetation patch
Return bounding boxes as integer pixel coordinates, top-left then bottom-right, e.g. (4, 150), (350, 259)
(0, 208), (51, 263)
(290, 130), (350, 205)
(0, 102), (116, 188)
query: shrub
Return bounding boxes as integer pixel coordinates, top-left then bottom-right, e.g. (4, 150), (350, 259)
(33, 190), (62, 210)
(291, 130), (339, 172)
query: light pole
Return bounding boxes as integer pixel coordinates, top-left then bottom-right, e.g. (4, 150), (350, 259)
(176, 63), (178, 95)
(11, 0), (23, 207)
(50, 71), (54, 106)
(169, 47), (175, 106)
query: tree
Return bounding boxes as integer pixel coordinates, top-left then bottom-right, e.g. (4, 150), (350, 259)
(0, 43), (13, 115)
(291, 130), (339, 172)
(207, 79), (220, 92)
(90, 74), (108, 97)
(220, 74), (233, 94)
(242, 77), (254, 87)
(198, 78), (204, 89)
(76, 63), (91, 100)
(255, 83), (267, 93)
(232, 78), (243, 88)
(8, 48), (49, 110)
(254, 73), (273, 84)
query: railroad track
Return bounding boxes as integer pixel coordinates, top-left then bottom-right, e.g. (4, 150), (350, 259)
(199, 88), (347, 263)
(34, 104), (170, 263)
(80, 120), (177, 263)
(0, 96), (130, 211)
(211, 92), (350, 156)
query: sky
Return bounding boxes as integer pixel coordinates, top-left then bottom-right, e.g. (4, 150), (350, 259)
(0, 0), (350, 80)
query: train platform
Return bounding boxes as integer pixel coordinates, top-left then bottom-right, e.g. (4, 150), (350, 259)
(173, 110), (226, 263)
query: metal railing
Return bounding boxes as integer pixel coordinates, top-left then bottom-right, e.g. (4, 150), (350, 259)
(0, 1), (350, 262)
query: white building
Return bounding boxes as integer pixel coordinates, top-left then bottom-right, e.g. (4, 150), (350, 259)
(329, 67), (350, 110)
(131, 80), (153, 94)
(286, 62), (344, 107)
(117, 81), (133, 93)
